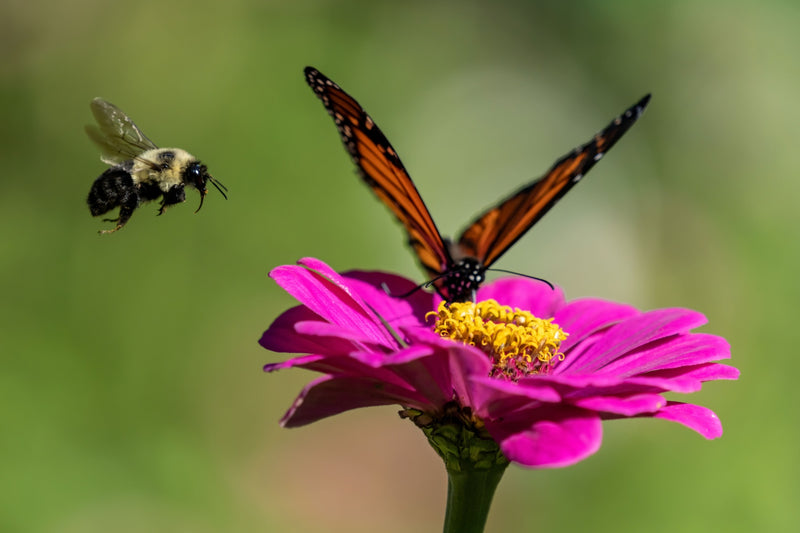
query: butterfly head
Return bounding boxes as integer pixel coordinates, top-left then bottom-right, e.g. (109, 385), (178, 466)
(441, 257), (486, 303)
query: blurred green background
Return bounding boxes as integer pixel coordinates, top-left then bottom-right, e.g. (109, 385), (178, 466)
(1, 0), (795, 531)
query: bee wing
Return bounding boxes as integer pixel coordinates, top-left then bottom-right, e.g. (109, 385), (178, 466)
(85, 98), (158, 165)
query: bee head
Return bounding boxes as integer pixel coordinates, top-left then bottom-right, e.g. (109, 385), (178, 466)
(185, 161), (228, 213)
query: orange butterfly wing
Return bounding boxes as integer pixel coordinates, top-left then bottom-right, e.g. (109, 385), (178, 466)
(456, 94), (651, 268)
(304, 67), (451, 281)
(306, 66), (650, 302)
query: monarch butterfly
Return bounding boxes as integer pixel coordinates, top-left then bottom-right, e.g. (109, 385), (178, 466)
(305, 66), (650, 302)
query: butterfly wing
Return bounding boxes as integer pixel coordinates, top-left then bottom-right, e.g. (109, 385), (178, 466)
(304, 67), (452, 282)
(456, 94), (651, 268)
(85, 98), (158, 166)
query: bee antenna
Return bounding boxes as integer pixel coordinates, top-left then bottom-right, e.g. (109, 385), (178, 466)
(195, 177), (227, 214)
(209, 177), (228, 199)
(484, 268), (555, 290)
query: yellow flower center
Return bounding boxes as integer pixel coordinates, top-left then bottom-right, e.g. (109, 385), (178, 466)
(429, 299), (568, 380)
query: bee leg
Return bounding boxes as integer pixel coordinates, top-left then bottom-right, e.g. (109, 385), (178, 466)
(98, 201), (137, 234)
(98, 224), (123, 235)
(157, 185), (186, 216)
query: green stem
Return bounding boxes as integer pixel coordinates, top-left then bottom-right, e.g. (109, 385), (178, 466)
(442, 462), (508, 533)
(400, 404), (510, 533)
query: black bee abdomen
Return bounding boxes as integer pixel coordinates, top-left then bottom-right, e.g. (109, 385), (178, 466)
(443, 257), (486, 303)
(87, 168), (138, 216)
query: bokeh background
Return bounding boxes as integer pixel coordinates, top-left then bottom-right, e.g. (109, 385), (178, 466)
(1, 0), (795, 531)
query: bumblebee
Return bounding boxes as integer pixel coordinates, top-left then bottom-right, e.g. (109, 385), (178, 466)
(85, 98), (227, 234)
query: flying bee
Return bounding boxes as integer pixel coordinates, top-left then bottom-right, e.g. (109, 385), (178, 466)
(85, 97), (227, 234)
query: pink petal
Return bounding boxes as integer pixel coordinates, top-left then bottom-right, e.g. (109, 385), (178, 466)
(277, 347), (434, 390)
(294, 320), (397, 349)
(352, 347), (456, 407)
(562, 308), (708, 374)
(260, 305), (355, 355)
(600, 334), (731, 376)
(571, 393), (667, 415)
(648, 362), (740, 382)
(611, 375), (705, 393)
(344, 270), (435, 326)
(488, 408), (603, 468)
(524, 372), (698, 397)
(541, 372), (704, 396)
(270, 260), (398, 350)
(263, 354), (324, 373)
(651, 402), (724, 439)
(478, 278), (566, 318)
(280, 341), (489, 413)
(380, 338), (493, 410)
(470, 376), (563, 411)
(615, 364), (738, 394)
(347, 344), (435, 367)
(280, 374), (434, 428)
(554, 299), (639, 354)
(533, 373), (629, 389)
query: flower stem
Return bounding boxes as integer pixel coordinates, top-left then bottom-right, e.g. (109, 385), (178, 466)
(401, 404), (510, 533)
(442, 462), (508, 533)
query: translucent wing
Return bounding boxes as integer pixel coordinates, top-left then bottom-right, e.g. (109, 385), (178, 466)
(456, 94), (651, 267)
(304, 67), (452, 281)
(85, 98), (158, 165)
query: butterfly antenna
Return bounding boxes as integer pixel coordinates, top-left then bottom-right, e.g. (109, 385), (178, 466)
(381, 281), (424, 299)
(485, 268), (555, 290)
(381, 272), (447, 299)
(363, 300), (408, 348)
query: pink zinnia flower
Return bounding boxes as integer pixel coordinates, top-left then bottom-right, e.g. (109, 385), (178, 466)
(260, 257), (738, 469)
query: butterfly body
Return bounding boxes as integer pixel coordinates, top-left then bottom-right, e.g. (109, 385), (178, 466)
(305, 66), (649, 302)
(435, 256), (485, 303)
